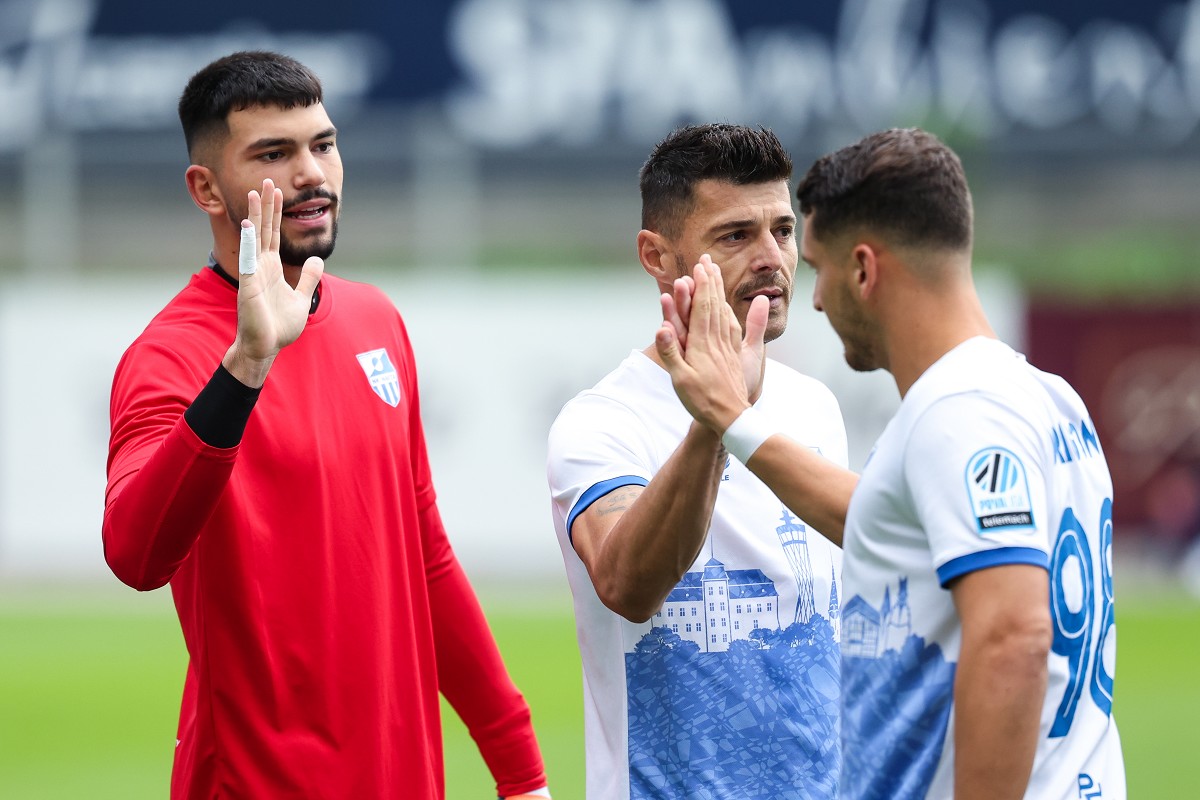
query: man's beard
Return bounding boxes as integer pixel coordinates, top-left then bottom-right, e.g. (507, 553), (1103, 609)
(735, 274), (792, 344)
(227, 188), (340, 266)
(280, 216), (338, 265)
(832, 307), (881, 373)
(842, 337), (880, 373)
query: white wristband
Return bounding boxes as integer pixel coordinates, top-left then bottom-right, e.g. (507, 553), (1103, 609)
(238, 223), (258, 276)
(721, 407), (778, 465)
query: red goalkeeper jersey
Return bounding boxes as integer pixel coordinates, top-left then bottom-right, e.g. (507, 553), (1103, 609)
(105, 267), (546, 799)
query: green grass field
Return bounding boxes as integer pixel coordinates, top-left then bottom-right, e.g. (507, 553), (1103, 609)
(1, 579), (1195, 799)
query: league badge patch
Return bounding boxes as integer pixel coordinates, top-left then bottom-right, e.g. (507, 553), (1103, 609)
(355, 348), (401, 407)
(965, 446), (1034, 533)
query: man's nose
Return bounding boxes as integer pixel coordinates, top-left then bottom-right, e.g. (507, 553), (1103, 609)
(292, 149), (326, 189)
(750, 230), (784, 274)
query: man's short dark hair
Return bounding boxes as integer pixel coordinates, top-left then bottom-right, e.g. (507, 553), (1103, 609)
(796, 128), (972, 252)
(178, 50), (324, 162)
(639, 124), (793, 239)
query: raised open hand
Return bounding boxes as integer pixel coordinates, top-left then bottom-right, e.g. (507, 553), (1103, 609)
(222, 178), (324, 387)
(656, 255), (770, 432)
(656, 257), (768, 435)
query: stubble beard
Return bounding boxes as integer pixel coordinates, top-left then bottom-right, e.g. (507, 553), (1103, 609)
(226, 190), (340, 268)
(763, 304), (789, 344)
(279, 217), (338, 266)
(834, 314), (881, 373)
(843, 342), (877, 372)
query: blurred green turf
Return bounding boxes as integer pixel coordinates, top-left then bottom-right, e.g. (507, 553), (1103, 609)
(0, 581), (1194, 799)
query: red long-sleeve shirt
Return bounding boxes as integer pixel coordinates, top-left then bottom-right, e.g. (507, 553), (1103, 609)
(104, 267), (546, 799)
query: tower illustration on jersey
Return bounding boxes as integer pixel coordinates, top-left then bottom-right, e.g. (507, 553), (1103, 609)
(828, 562), (841, 639)
(777, 509), (817, 624)
(882, 577), (913, 652)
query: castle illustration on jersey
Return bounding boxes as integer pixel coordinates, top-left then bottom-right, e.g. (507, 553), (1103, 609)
(644, 509), (840, 652)
(840, 576), (956, 800)
(842, 577), (914, 658)
(625, 507), (843, 795)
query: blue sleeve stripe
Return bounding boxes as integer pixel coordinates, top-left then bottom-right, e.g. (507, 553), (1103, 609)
(566, 475), (650, 544)
(937, 546), (1049, 587)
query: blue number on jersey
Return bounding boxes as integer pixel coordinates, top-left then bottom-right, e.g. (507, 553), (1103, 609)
(1048, 500), (1116, 738)
(1089, 499), (1115, 717)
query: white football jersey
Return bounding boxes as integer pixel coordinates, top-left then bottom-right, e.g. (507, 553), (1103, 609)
(840, 337), (1125, 799)
(548, 350), (848, 800)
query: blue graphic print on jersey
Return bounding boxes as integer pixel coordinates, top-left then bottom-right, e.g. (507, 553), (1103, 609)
(842, 639), (955, 799)
(625, 619), (840, 799)
(840, 604), (950, 796)
(841, 587), (956, 800)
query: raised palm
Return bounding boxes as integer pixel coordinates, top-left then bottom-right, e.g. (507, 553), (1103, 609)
(223, 179), (324, 386)
(659, 255), (769, 418)
(235, 179), (324, 358)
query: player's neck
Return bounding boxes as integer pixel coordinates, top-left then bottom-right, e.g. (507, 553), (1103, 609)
(887, 291), (995, 398)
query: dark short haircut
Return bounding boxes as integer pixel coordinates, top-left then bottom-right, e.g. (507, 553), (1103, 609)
(796, 128), (972, 252)
(639, 124), (793, 238)
(178, 50), (324, 161)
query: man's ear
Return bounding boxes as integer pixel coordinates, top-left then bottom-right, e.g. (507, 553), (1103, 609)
(637, 229), (673, 281)
(184, 165), (225, 217)
(851, 242), (881, 301)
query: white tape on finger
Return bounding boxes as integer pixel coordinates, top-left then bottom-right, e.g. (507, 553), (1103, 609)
(239, 224), (258, 276)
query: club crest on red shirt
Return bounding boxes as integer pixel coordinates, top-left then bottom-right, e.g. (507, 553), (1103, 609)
(355, 348), (401, 407)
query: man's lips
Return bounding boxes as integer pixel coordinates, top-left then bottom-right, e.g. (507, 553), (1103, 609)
(283, 200), (332, 221)
(742, 287), (786, 304)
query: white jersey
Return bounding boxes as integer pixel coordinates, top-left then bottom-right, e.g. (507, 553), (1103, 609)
(548, 350), (848, 800)
(840, 337), (1124, 800)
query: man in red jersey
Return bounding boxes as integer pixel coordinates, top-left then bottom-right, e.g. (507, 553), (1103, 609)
(103, 50), (550, 799)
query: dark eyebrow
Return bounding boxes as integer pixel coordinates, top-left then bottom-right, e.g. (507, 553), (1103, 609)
(246, 128), (337, 152)
(707, 213), (797, 238)
(247, 136), (295, 151)
(707, 218), (756, 237)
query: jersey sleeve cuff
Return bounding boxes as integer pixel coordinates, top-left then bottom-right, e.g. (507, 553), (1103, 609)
(936, 546), (1049, 587)
(565, 475), (649, 543)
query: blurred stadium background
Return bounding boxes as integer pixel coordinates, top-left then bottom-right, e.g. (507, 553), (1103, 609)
(1, 0), (1199, 797)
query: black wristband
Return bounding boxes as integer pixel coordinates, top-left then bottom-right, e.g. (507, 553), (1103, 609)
(183, 364), (262, 449)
